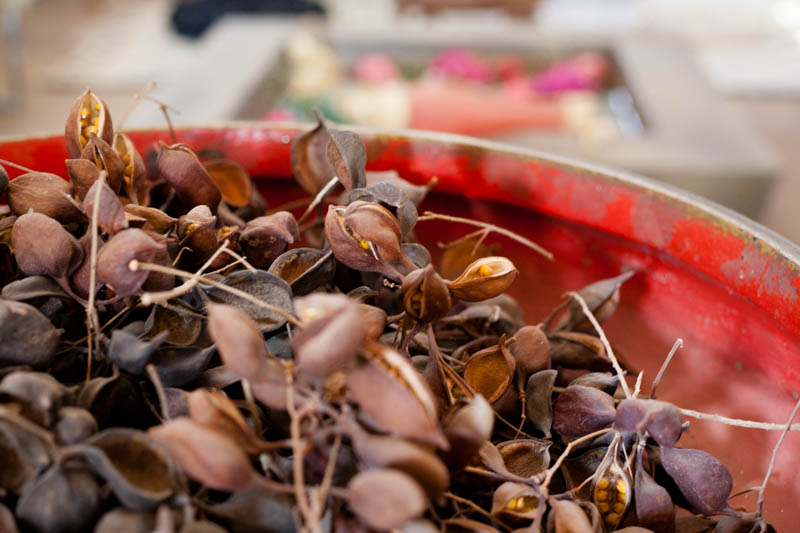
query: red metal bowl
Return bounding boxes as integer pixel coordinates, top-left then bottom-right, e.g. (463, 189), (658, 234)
(2, 124), (799, 525)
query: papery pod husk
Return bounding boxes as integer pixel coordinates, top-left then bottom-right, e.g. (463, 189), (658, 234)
(292, 293), (365, 378)
(186, 388), (270, 455)
(463, 337), (515, 404)
(149, 418), (263, 492)
(0, 370), (66, 427)
(400, 264), (452, 322)
(144, 304), (203, 347)
(83, 179), (129, 235)
(365, 169), (435, 207)
(1, 275), (67, 301)
(269, 248), (335, 296)
(94, 508), (156, 533)
(442, 395), (494, 471)
(548, 499), (594, 533)
(346, 468), (427, 531)
(113, 132), (148, 204)
(591, 437), (632, 531)
(157, 142), (222, 213)
(328, 129), (367, 191)
(54, 407), (97, 445)
(65, 89), (113, 158)
(205, 269), (294, 332)
(348, 181), (417, 237)
(548, 331), (613, 371)
(201, 487), (296, 533)
(525, 369), (558, 438)
(150, 345), (217, 387)
(65, 158), (101, 201)
(11, 211), (84, 282)
(403, 242), (433, 270)
(568, 372), (619, 395)
(77, 371), (156, 429)
(614, 399), (683, 447)
(660, 446), (734, 516)
(555, 271), (634, 332)
(552, 385), (615, 438)
(510, 325), (551, 378)
(15, 463), (102, 533)
(560, 447), (608, 501)
(490, 481), (541, 525)
(351, 429), (449, 503)
(96, 228), (167, 297)
(108, 329), (168, 375)
(124, 204), (176, 233)
(0, 298), (62, 367)
(80, 134), (125, 193)
(348, 343), (448, 449)
(0, 502), (18, 533)
(70, 232), (105, 299)
(80, 427), (175, 510)
(344, 200), (414, 270)
(7, 172), (85, 223)
(204, 159), (253, 207)
(239, 212), (299, 270)
(497, 438), (551, 477)
(634, 447), (674, 533)
(291, 109), (335, 195)
(447, 256), (519, 303)
(0, 406), (54, 493)
(359, 303), (387, 341)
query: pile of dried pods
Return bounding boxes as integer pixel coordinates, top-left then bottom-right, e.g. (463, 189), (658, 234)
(0, 90), (785, 533)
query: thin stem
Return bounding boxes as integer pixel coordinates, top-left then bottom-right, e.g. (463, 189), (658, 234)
(219, 246), (257, 272)
(0, 158), (36, 173)
(286, 368), (313, 530)
(297, 176), (339, 225)
(85, 172), (106, 381)
(632, 370), (644, 399)
(540, 428), (614, 488)
(444, 492), (513, 532)
(417, 211), (553, 261)
(241, 379), (263, 437)
(756, 397), (800, 515)
(651, 338), (683, 398)
(436, 228), (486, 250)
(267, 196), (314, 216)
(130, 259), (303, 327)
(678, 408), (800, 431)
(317, 433), (342, 514)
(143, 95), (180, 144)
(139, 241), (231, 305)
(566, 291), (631, 398)
(146, 363), (170, 421)
(116, 80), (156, 131)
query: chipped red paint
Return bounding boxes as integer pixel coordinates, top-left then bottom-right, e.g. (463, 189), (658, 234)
(2, 124), (800, 525)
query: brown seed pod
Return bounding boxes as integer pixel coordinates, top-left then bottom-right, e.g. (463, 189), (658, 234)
(239, 212), (299, 270)
(11, 212), (84, 281)
(83, 180), (129, 235)
(204, 159), (252, 207)
(96, 228), (166, 297)
(442, 395), (494, 471)
(0, 299), (62, 367)
(634, 447), (674, 533)
(156, 142), (221, 213)
(346, 469), (427, 530)
(552, 385), (616, 438)
(113, 132), (148, 204)
(447, 256), (519, 302)
(178, 205), (219, 263)
(328, 129), (366, 191)
(463, 337), (516, 404)
(549, 499), (594, 533)
(123, 204), (176, 234)
(291, 109), (335, 195)
(614, 399), (683, 447)
(509, 325), (551, 378)
(490, 481), (540, 525)
(525, 369), (558, 438)
(65, 158), (101, 202)
(7, 172), (85, 224)
(591, 437), (632, 531)
(496, 439), (551, 478)
(186, 389), (269, 455)
(269, 248), (335, 296)
(81, 134), (125, 194)
(660, 446), (734, 516)
(324, 205), (402, 280)
(65, 89), (113, 159)
(400, 264), (452, 323)
(343, 201), (412, 268)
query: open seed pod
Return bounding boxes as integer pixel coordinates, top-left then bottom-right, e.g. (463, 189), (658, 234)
(496, 438), (551, 477)
(81, 134), (125, 193)
(239, 212), (299, 270)
(81, 428), (175, 510)
(463, 338), (515, 404)
(552, 385), (616, 438)
(65, 89), (113, 158)
(144, 305), (202, 347)
(591, 437), (632, 531)
(0, 406), (54, 493)
(447, 256), (519, 302)
(291, 109), (335, 195)
(269, 248), (335, 296)
(0, 371), (66, 427)
(113, 132), (148, 204)
(156, 142), (221, 213)
(555, 271), (634, 332)
(204, 159), (252, 207)
(346, 468), (427, 531)
(400, 264), (452, 322)
(441, 395), (494, 471)
(205, 269), (294, 332)
(490, 481), (541, 525)
(178, 205), (219, 263)
(7, 172), (85, 224)
(201, 488), (295, 533)
(186, 388), (269, 455)
(348, 181), (418, 237)
(0, 299), (61, 367)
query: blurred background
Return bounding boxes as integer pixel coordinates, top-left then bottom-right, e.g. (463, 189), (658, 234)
(1, 0), (799, 241)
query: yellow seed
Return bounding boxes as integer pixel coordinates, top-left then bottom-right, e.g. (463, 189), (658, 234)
(96, 159), (104, 171)
(595, 490), (608, 502)
(125, 164), (133, 175)
(605, 512), (619, 525)
(92, 117), (99, 126)
(89, 126), (97, 135)
(80, 135), (88, 146)
(613, 502), (625, 513)
(597, 503), (609, 513)
(80, 110), (88, 119)
(122, 154), (131, 165)
(219, 227), (232, 236)
(359, 239), (370, 250)
(617, 479), (627, 495)
(597, 477), (609, 489)
(124, 176), (131, 185)
(186, 222), (199, 233)
(94, 103), (101, 111)
(478, 264), (492, 276)
(80, 118), (87, 127)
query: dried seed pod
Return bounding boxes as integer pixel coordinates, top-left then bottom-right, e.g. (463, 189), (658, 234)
(0, 503), (17, 533)
(0, 164), (7, 197)
(157, 142), (221, 213)
(1, 274), (66, 301)
(65, 89), (113, 158)
(113, 132), (148, 204)
(328, 129), (367, 191)
(83, 180), (129, 235)
(292, 293), (365, 378)
(400, 264), (452, 322)
(269, 248), (335, 296)
(552, 386), (615, 438)
(442, 395), (494, 471)
(365, 170), (434, 207)
(205, 270), (294, 332)
(97, 228), (168, 297)
(490, 482), (540, 524)
(351, 430), (449, 502)
(239, 212), (299, 269)
(54, 407), (97, 445)
(568, 372), (619, 395)
(7, 172), (85, 224)
(360, 304), (387, 341)
(11, 212), (83, 281)
(144, 305), (202, 347)
(614, 399), (683, 447)
(94, 509), (155, 533)
(178, 205), (219, 263)
(463, 337), (515, 404)
(348, 181), (418, 237)
(81, 428), (175, 510)
(108, 328), (168, 374)
(124, 204), (176, 234)
(556, 271), (634, 331)
(0, 299), (61, 367)
(447, 256), (519, 302)
(205, 159), (252, 207)
(634, 447), (674, 533)
(660, 446), (733, 516)
(149, 418), (262, 492)
(591, 438), (632, 531)
(186, 388), (269, 455)
(345, 201), (412, 266)
(291, 110), (335, 195)
(0, 371), (66, 427)
(81, 134), (125, 193)
(525, 369), (558, 438)
(201, 488), (295, 533)
(549, 499), (594, 533)
(348, 343), (448, 448)
(70, 232), (105, 299)
(509, 325), (551, 378)
(65, 158), (101, 201)
(549, 331), (613, 371)
(496, 439), (551, 477)
(346, 468), (427, 530)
